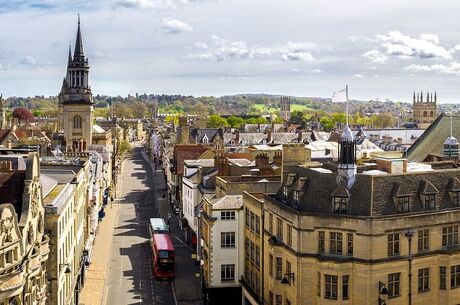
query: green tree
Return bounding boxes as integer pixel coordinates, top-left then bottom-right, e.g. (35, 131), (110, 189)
(227, 116), (245, 128)
(290, 110), (305, 125)
(320, 116), (334, 131)
(207, 115), (229, 128)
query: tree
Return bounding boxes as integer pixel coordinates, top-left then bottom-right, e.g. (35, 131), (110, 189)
(227, 116), (245, 128)
(272, 116), (284, 124)
(371, 112), (395, 128)
(12, 107), (34, 123)
(207, 115), (229, 128)
(290, 110), (305, 125)
(132, 101), (148, 118)
(320, 116), (334, 131)
(112, 102), (133, 118)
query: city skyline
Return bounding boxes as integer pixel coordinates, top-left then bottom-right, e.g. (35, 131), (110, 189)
(2, 0), (460, 102)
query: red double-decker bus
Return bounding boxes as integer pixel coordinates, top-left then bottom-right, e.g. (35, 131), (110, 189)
(151, 233), (175, 280)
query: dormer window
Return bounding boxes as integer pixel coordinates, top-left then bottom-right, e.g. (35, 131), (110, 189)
(396, 196), (410, 213)
(202, 134), (209, 144)
(332, 197), (349, 214)
(293, 191), (300, 207)
(423, 194), (436, 210)
(283, 186), (289, 200)
(451, 191), (460, 207)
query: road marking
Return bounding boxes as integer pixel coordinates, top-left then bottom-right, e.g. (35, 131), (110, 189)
(171, 281), (178, 305)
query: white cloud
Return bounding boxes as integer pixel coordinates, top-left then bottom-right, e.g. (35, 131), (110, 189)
(114, 0), (189, 9)
(353, 74), (364, 78)
(159, 18), (193, 34)
(92, 51), (115, 59)
(281, 51), (313, 61)
(20, 56), (36, 65)
(188, 36), (315, 62)
(309, 68), (322, 74)
(376, 31), (452, 59)
(406, 62), (460, 75)
(362, 50), (388, 63)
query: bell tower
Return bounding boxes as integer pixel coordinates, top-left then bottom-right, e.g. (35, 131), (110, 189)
(337, 125), (357, 190)
(58, 15), (94, 151)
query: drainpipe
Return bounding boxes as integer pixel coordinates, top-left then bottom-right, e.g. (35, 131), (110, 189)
(261, 203), (265, 305)
(405, 228), (414, 305)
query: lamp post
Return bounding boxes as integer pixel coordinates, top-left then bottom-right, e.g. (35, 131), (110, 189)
(378, 281), (388, 305)
(405, 228), (414, 305)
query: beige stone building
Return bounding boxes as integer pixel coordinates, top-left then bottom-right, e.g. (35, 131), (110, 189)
(41, 160), (91, 305)
(0, 153), (50, 305)
(242, 126), (460, 305)
(413, 91), (437, 129)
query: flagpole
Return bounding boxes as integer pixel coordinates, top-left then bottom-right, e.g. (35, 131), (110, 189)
(346, 85), (349, 126)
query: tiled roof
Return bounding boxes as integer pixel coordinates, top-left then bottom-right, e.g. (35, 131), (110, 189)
(173, 145), (208, 175)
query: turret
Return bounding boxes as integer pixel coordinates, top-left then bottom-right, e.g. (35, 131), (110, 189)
(337, 125), (357, 190)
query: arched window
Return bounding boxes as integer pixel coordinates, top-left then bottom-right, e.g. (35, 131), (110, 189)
(430, 111), (434, 117)
(423, 111), (427, 117)
(73, 115), (82, 129)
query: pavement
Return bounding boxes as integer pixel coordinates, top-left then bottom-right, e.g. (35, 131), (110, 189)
(78, 145), (203, 305)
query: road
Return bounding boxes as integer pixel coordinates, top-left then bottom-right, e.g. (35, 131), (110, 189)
(106, 146), (174, 305)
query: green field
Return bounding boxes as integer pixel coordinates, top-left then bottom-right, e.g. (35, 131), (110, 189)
(252, 103), (312, 113)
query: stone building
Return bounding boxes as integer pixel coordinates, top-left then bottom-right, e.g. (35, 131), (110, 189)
(0, 153), (50, 305)
(279, 97), (291, 122)
(413, 91), (437, 129)
(58, 17), (94, 151)
(0, 95), (6, 129)
(241, 125), (460, 305)
(41, 159), (91, 305)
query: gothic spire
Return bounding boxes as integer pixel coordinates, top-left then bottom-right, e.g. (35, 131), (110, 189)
(413, 91), (416, 103)
(435, 91), (437, 103)
(420, 90), (423, 102)
(74, 14), (84, 60)
(67, 43), (72, 67)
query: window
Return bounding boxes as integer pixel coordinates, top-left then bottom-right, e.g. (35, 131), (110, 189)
(452, 191), (460, 207)
(418, 268), (430, 292)
(269, 291), (274, 305)
(250, 212), (255, 231)
(221, 211), (235, 220)
(318, 231), (325, 253)
(442, 226), (459, 247)
(269, 254), (273, 277)
(388, 273), (400, 298)
(287, 224), (292, 246)
(275, 295), (282, 305)
(221, 264), (235, 281)
(342, 275), (349, 300)
(286, 260), (291, 277)
(285, 299), (291, 305)
(73, 115), (82, 129)
(293, 191), (300, 206)
(325, 275), (338, 300)
(269, 213), (273, 233)
(245, 238), (249, 258)
(245, 209), (250, 228)
(347, 233), (353, 256)
(417, 229), (430, 252)
(282, 186), (288, 200)
(221, 232), (235, 248)
(255, 246), (260, 267)
(276, 257), (283, 280)
(440, 266), (447, 290)
(451, 265), (460, 288)
(255, 215), (260, 235)
(332, 197), (348, 214)
(424, 194), (436, 210)
(388, 233), (400, 256)
(330, 232), (343, 255)
(317, 272), (321, 296)
(250, 242), (254, 262)
(276, 218), (283, 241)
(396, 196), (410, 212)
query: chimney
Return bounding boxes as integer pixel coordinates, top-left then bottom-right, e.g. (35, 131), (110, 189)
(12, 118), (18, 131)
(267, 130), (272, 144)
(297, 130), (303, 143)
(273, 151), (282, 166)
(215, 152), (230, 176)
(235, 130), (240, 144)
(0, 160), (13, 171)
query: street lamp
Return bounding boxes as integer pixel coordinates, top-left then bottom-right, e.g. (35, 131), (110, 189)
(378, 281), (388, 305)
(280, 272), (295, 285)
(59, 263), (72, 275)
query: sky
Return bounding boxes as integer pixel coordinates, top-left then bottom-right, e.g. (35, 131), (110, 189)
(2, 0), (460, 102)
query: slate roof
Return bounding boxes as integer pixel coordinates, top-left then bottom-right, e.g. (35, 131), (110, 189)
(190, 128), (223, 143)
(407, 113), (460, 162)
(269, 164), (460, 217)
(0, 171), (25, 216)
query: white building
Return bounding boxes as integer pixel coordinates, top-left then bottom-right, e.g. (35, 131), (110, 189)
(201, 195), (244, 303)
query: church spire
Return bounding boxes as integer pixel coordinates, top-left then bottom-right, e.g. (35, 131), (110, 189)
(74, 14), (84, 60)
(67, 42), (72, 67)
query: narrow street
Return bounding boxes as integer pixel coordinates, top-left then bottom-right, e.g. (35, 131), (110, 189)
(104, 145), (202, 305)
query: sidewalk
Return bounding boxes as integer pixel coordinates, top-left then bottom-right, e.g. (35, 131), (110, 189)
(79, 161), (124, 305)
(78, 203), (119, 305)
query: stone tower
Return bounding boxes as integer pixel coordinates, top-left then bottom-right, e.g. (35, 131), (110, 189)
(58, 16), (94, 151)
(413, 90), (437, 129)
(337, 125), (357, 190)
(280, 96), (291, 122)
(0, 94), (6, 129)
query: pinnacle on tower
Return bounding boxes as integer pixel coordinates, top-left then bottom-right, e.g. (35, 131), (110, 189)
(413, 91), (416, 103)
(426, 91), (429, 103)
(435, 91), (437, 103)
(420, 90), (423, 102)
(74, 14), (84, 60)
(67, 43), (72, 67)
